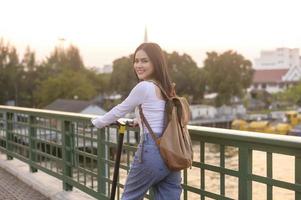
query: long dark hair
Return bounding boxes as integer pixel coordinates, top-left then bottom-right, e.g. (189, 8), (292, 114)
(133, 43), (175, 98)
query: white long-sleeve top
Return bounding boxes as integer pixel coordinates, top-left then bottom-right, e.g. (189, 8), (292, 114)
(91, 81), (166, 134)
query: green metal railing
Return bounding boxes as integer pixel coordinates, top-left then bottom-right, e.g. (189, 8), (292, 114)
(0, 105), (301, 200)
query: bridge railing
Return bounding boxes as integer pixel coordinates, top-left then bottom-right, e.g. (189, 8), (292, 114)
(0, 105), (300, 200)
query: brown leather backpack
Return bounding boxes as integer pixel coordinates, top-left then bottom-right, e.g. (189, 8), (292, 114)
(139, 81), (193, 171)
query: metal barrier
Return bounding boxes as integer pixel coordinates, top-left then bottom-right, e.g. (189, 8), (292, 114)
(0, 105), (301, 200)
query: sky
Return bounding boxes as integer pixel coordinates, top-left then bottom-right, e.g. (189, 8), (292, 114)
(1, 0), (301, 68)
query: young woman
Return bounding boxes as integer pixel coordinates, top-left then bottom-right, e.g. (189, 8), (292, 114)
(91, 43), (182, 200)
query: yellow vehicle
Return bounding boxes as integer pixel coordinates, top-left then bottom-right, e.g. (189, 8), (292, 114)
(285, 111), (301, 126)
(231, 111), (300, 135)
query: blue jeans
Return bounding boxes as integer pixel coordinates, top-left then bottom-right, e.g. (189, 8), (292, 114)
(121, 133), (182, 200)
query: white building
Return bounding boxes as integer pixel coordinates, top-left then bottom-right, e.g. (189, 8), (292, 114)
(254, 48), (300, 69)
(250, 47), (301, 93)
(250, 69), (289, 93)
(91, 64), (113, 74)
(189, 104), (246, 122)
(282, 65), (301, 82)
(189, 105), (217, 120)
(217, 104), (246, 116)
(249, 67), (301, 93)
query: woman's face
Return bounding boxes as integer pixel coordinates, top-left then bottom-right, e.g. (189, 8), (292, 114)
(134, 50), (155, 80)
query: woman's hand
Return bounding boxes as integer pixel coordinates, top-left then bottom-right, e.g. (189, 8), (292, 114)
(128, 118), (139, 127)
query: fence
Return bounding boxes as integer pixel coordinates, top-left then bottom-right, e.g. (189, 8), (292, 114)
(0, 105), (300, 200)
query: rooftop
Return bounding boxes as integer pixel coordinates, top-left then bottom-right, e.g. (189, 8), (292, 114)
(44, 99), (94, 113)
(253, 69), (288, 83)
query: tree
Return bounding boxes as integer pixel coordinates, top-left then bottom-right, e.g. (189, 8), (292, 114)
(30, 44), (92, 107)
(203, 51), (253, 106)
(65, 45), (85, 70)
(166, 51), (205, 103)
(22, 46), (36, 71)
(110, 55), (137, 99)
(276, 82), (301, 106)
(85, 68), (112, 95)
(0, 39), (22, 105)
(0, 39), (10, 104)
(43, 44), (85, 76)
(19, 47), (39, 107)
(34, 69), (97, 107)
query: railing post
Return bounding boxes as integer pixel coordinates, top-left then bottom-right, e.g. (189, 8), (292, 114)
(6, 112), (13, 160)
(97, 127), (107, 197)
(266, 152), (273, 200)
(62, 120), (73, 191)
(238, 147), (252, 200)
(296, 155), (301, 200)
(29, 115), (38, 172)
(220, 144), (225, 196)
(200, 141), (205, 200)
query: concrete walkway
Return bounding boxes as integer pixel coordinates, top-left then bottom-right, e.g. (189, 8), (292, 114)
(0, 167), (49, 200)
(0, 153), (96, 200)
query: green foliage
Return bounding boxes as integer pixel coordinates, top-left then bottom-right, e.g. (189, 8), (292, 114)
(166, 52), (205, 103)
(276, 82), (301, 106)
(86, 69), (112, 94)
(0, 39), (23, 105)
(0, 41), (104, 108)
(34, 69), (97, 107)
(18, 47), (39, 107)
(31, 45), (100, 108)
(203, 50), (253, 106)
(110, 55), (137, 98)
(43, 45), (84, 75)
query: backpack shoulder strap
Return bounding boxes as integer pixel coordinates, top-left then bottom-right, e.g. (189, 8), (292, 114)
(139, 105), (159, 143)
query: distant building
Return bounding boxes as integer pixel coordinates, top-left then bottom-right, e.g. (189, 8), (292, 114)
(254, 48), (300, 69)
(91, 66), (103, 74)
(249, 66), (301, 93)
(250, 69), (289, 93)
(44, 99), (106, 115)
(189, 105), (217, 120)
(282, 65), (301, 82)
(102, 64), (113, 74)
(217, 104), (246, 117)
(91, 64), (113, 74)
